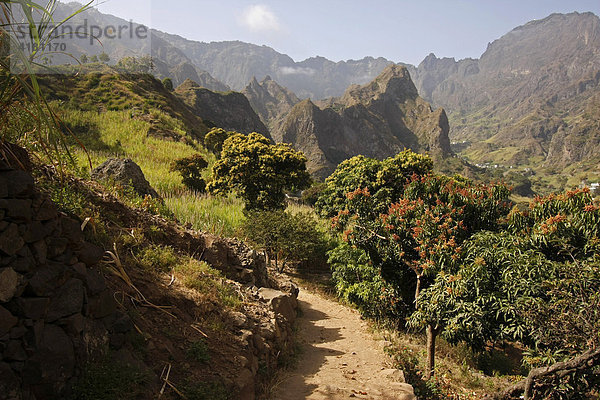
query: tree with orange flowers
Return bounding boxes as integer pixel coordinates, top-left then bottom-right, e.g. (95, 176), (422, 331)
(332, 173), (511, 378)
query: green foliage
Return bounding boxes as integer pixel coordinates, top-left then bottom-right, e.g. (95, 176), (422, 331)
(208, 132), (311, 211)
(329, 243), (407, 321)
(137, 245), (178, 273)
(242, 209), (330, 271)
(71, 354), (148, 400)
(203, 127), (233, 158)
(171, 154), (208, 192)
(301, 182), (326, 206)
(98, 52), (110, 63)
(162, 77), (174, 91)
(315, 150), (433, 218)
(80, 54), (88, 64)
(408, 188), (600, 395)
(187, 339), (210, 363)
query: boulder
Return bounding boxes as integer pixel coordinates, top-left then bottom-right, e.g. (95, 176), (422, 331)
(0, 223), (24, 256)
(91, 158), (159, 199)
(0, 305), (18, 336)
(0, 268), (20, 302)
(258, 288), (296, 323)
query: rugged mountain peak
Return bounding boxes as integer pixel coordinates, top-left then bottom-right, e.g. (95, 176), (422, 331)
(176, 82), (271, 139)
(340, 65), (418, 107)
(274, 66), (452, 177)
(242, 77), (301, 139)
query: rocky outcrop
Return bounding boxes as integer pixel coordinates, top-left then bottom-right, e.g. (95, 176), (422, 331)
(91, 158), (160, 199)
(0, 166), (130, 400)
(242, 76), (300, 137)
(201, 234), (268, 288)
(175, 80), (272, 139)
(274, 65), (453, 177)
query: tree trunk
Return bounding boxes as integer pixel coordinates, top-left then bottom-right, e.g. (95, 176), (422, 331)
(414, 274), (422, 306)
(426, 324), (438, 379)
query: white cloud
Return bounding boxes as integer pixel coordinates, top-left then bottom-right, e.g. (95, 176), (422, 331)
(240, 4), (281, 33)
(279, 66), (316, 76)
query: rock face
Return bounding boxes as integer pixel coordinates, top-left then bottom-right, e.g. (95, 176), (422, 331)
(175, 80), (272, 139)
(408, 12), (600, 170)
(152, 33), (394, 99)
(273, 65), (452, 177)
(91, 158), (159, 199)
(0, 164), (131, 399)
(242, 76), (300, 137)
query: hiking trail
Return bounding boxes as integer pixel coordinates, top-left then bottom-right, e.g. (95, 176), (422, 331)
(272, 289), (416, 400)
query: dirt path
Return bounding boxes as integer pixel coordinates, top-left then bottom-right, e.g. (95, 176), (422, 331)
(272, 289), (416, 400)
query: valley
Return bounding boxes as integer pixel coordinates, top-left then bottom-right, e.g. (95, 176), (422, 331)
(1, 2), (600, 400)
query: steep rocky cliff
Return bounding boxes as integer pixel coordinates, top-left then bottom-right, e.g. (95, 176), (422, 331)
(408, 12), (600, 174)
(175, 80), (271, 139)
(274, 65), (452, 177)
(242, 76), (301, 136)
(151, 34), (393, 99)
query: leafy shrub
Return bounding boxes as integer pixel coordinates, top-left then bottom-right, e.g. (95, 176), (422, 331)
(329, 242), (408, 321)
(242, 210), (331, 271)
(162, 77), (173, 91)
(187, 339), (210, 363)
(208, 132), (311, 211)
(171, 154), (208, 192)
(203, 127), (232, 158)
(137, 245), (178, 273)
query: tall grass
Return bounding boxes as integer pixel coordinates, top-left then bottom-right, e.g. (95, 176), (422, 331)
(165, 191), (245, 237)
(60, 108), (211, 193)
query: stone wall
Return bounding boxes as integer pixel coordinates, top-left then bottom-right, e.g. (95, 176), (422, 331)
(0, 167), (128, 400)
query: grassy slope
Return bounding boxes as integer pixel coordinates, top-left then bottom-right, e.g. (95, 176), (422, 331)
(40, 69), (246, 237)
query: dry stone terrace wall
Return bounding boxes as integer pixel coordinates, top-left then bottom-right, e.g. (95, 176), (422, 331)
(0, 162), (300, 400)
(0, 167), (130, 400)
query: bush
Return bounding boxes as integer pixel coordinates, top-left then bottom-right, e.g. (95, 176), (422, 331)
(187, 339), (210, 363)
(242, 210), (331, 272)
(301, 182), (326, 206)
(162, 77), (174, 91)
(171, 154), (208, 192)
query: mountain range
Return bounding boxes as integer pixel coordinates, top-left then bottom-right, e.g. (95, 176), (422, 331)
(51, 3), (600, 191)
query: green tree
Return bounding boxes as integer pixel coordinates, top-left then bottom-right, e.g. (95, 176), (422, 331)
(80, 54), (88, 64)
(171, 154), (208, 192)
(207, 132), (311, 211)
(162, 77), (174, 91)
(90, 55), (98, 63)
(332, 173), (511, 378)
(242, 210), (330, 272)
(98, 52), (110, 63)
(203, 127), (232, 158)
(315, 150), (433, 219)
(412, 188), (600, 395)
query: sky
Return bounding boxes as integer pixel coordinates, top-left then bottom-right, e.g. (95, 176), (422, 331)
(92, 0), (600, 65)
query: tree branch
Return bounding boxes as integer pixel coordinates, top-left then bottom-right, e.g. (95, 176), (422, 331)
(483, 347), (600, 400)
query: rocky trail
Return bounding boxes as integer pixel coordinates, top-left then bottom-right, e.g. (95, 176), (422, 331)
(272, 289), (416, 400)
